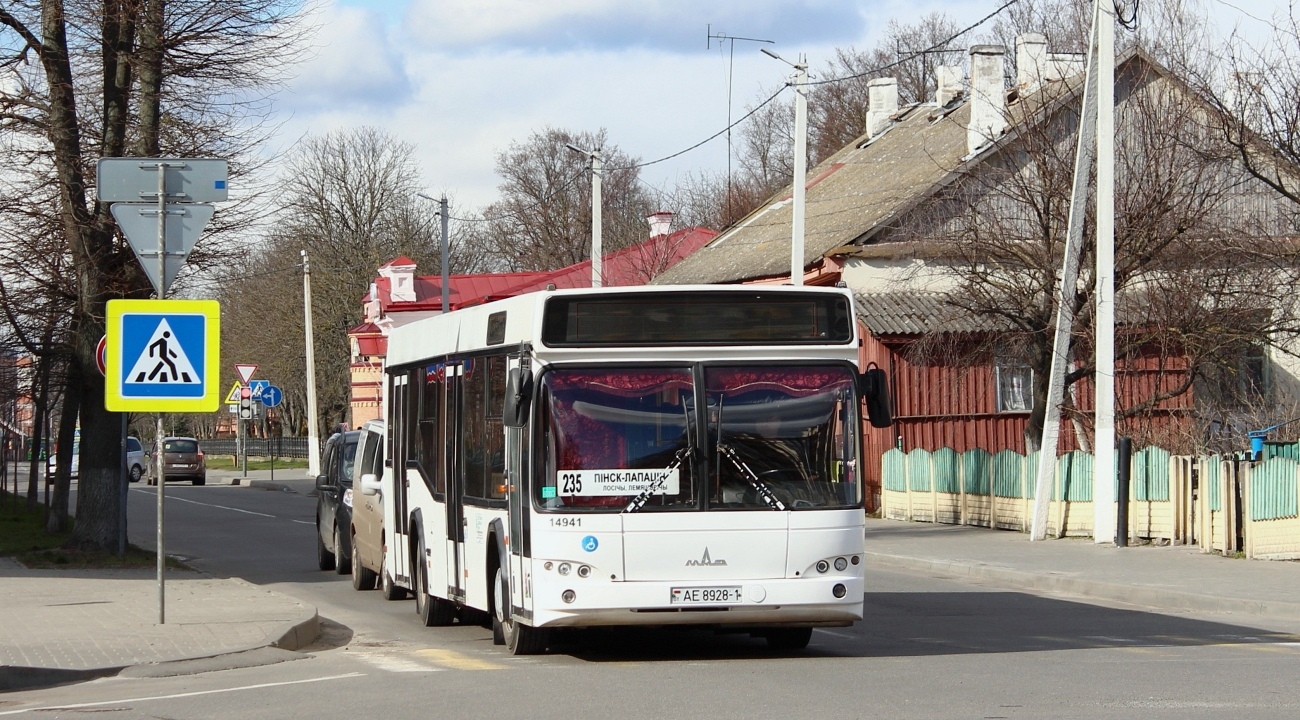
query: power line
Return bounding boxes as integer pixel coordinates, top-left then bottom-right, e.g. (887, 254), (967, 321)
(613, 0), (1021, 174)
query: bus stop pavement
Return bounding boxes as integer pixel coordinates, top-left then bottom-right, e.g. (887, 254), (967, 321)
(0, 560), (319, 693)
(866, 517), (1300, 626)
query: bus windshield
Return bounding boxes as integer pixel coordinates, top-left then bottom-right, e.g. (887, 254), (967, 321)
(536, 365), (860, 511)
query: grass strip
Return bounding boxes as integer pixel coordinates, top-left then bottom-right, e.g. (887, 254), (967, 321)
(0, 489), (186, 570)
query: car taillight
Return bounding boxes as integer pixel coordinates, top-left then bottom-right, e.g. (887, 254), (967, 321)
(197, 452), (204, 460)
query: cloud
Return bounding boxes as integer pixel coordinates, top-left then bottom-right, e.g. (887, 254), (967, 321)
(281, 4), (413, 113)
(403, 0), (868, 53)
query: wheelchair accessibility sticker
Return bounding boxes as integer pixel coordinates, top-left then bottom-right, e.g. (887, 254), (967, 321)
(581, 536), (599, 552)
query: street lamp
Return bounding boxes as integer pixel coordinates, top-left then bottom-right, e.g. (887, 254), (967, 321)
(762, 47), (809, 286)
(416, 192), (451, 313)
(565, 143), (603, 288)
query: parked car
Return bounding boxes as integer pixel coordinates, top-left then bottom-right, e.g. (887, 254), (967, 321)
(348, 420), (405, 597)
(149, 437), (206, 485)
(47, 436), (79, 478)
(315, 429), (360, 576)
(126, 436), (147, 483)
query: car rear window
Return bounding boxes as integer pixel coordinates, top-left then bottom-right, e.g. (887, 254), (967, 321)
(164, 439), (198, 453)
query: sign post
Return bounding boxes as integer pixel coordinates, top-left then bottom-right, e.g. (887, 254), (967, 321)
(99, 157), (226, 625)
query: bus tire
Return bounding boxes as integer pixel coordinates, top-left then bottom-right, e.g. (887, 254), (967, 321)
(499, 566), (547, 655)
(415, 537), (455, 627)
(491, 567), (507, 645)
(765, 627), (812, 651)
(379, 543), (407, 601)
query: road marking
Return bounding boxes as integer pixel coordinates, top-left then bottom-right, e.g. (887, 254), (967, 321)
(416, 648), (507, 670)
(351, 649), (444, 673)
(291, 519), (314, 525)
(132, 489), (274, 517)
(0, 673), (365, 716)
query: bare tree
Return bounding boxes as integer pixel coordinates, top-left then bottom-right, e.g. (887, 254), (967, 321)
(483, 128), (653, 273)
(903, 59), (1300, 453)
(0, 0), (304, 549)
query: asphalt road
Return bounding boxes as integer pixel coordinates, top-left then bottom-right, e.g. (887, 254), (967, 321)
(12, 479), (1300, 719)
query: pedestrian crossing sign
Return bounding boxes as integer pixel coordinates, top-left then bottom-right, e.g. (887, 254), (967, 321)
(105, 299), (221, 412)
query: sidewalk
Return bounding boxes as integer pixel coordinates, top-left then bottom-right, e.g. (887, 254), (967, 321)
(0, 560), (318, 692)
(866, 517), (1300, 624)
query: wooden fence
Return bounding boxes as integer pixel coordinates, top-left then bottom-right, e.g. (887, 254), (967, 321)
(881, 446), (1300, 560)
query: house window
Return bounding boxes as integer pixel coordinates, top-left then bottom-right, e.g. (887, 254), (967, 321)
(995, 358), (1033, 413)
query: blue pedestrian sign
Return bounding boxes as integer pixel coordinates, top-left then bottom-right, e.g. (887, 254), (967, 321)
(105, 299), (220, 412)
(260, 385), (283, 408)
(249, 379), (270, 395)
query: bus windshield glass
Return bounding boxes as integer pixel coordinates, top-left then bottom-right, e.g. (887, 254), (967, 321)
(536, 365), (860, 511)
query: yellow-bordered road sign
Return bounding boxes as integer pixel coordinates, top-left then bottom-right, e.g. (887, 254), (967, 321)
(105, 299), (220, 412)
(223, 381), (243, 404)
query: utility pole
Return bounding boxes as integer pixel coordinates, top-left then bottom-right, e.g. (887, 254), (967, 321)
(303, 250), (321, 477)
(565, 145), (603, 287)
(417, 192), (452, 312)
(762, 48), (809, 285)
(1094, 0), (1118, 545)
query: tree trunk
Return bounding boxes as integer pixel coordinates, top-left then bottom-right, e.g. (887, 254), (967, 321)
(47, 366), (80, 533)
(25, 349), (51, 511)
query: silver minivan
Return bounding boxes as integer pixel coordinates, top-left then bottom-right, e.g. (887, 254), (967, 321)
(349, 420), (405, 599)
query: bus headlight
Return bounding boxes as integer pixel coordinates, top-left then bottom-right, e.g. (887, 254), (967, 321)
(833, 584), (847, 599)
(834, 557), (848, 572)
(815, 560), (829, 574)
(558, 562), (571, 576)
(577, 565), (591, 578)
(562, 590), (576, 604)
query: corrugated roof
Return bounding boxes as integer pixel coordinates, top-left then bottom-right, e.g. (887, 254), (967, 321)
(854, 292), (1012, 335)
(654, 100), (974, 285)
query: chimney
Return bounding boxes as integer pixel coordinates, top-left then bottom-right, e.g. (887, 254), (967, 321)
(865, 77), (898, 137)
(967, 44), (1007, 155)
(1016, 33), (1048, 88)
(646, 211), (673, 238)
(935, 65), (963, 106)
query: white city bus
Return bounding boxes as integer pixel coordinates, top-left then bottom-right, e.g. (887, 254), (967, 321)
(377, 285), (891, 654)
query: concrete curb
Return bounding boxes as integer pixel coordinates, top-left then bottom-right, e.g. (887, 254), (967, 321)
(867, 551), (1300, 623)
(0, 666), (123, 694)
(248, 480), (296, 493)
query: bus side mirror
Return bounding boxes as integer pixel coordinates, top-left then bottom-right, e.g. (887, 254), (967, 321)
(859, 365), (893, 429)
(503, 367), (533, 428)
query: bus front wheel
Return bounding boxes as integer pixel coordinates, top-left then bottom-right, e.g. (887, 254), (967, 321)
(496, 567), (547, 655)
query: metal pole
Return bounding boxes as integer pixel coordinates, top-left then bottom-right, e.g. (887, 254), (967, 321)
(303, 250), (321, 477)
(119, 415), (127, 558)
(1116, 436), (1131, 547)
(791, 57), (808, 286)
(1093, 0), (1118, 545)
(591, 152), (603, 288)
(155, 163), (168, 625)
(440, 196), (450, 313)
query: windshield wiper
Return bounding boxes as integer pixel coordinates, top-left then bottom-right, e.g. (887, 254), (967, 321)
(623, 446), (693, 513)
(716, 442), (786, 511)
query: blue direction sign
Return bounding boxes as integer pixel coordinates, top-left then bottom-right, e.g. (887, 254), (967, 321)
(105, 299), (220, 412)
(260, 385), (283, 408)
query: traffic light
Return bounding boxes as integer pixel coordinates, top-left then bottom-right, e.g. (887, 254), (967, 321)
(239, 385), (252, 419)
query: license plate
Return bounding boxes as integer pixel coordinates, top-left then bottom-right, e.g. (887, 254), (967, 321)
(670, 586), (742, 605)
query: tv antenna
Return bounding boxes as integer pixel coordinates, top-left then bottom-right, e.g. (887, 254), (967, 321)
(707, 25), (774, 221)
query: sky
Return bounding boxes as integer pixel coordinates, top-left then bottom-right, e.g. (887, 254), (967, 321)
(265, 0), (1292, 218)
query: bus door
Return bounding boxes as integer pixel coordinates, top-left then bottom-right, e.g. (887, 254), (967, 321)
(445, 361), (466, 602)
(504, 354), (532, 616)
(389, 374), (410, 586)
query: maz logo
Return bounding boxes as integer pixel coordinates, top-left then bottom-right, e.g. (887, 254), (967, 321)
(685, 548), (728, 567)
